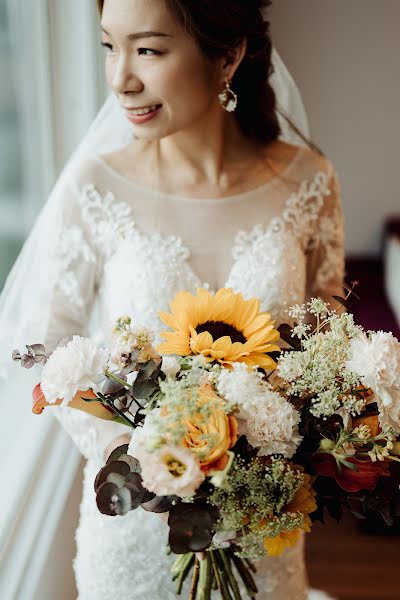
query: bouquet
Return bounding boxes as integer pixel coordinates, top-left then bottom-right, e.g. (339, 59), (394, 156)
(13, 287), (400, 599)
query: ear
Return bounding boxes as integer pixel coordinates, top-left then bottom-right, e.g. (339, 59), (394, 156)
(219, 38), (248, 82)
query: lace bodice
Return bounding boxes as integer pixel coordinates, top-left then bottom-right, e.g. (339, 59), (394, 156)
(46, 144), (344, 463)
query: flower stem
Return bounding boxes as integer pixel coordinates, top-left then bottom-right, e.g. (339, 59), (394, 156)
(176, 553), (195, 594)
(198, 554), (212, 600)
(211, 551), (233, 600)
(217, 550), (242, 600)
(104, 398), (136, 428)
(230, 554), (258, 598)
(189, 557), (200, 600)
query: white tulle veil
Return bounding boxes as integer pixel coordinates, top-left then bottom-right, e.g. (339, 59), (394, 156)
(0, 48), (309, 389)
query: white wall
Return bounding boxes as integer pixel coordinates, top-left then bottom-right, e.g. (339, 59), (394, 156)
(271, 0), (400, 255)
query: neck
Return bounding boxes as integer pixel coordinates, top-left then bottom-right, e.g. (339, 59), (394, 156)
(150, 107), (260, 191)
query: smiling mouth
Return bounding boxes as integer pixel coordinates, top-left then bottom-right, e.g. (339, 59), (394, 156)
(125, 104), (162, 116)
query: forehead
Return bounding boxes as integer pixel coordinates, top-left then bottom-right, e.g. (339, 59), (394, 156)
(101, 0), (180, 35)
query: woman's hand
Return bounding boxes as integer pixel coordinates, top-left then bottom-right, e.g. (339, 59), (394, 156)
(103, 433), (132, 462)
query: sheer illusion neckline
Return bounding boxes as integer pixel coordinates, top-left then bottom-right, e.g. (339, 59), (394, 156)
(93, 146), (303, 204)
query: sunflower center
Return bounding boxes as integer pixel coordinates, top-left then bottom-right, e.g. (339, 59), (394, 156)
(196, 321), (246, 344)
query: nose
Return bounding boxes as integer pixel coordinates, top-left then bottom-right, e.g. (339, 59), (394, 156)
(110, 53), (143, 96)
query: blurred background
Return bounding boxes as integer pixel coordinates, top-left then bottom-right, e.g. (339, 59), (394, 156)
(0, 1), (399, 599)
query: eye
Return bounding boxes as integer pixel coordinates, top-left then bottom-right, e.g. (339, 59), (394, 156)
(101, 41), (116, 53)
(138, 48), (162, 56)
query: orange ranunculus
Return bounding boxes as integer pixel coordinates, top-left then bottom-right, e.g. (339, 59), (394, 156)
(352, 414), (380, 437)
(32, 383), (115, 421)
(182, 384), (238, 475)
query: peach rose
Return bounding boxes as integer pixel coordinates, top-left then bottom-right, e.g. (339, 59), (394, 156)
(182, 384), (238, 474)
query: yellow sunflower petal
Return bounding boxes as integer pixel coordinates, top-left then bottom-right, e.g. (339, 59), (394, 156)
(210, 336), (232, 359)
(234, 298), (261, 331)
(190, 330), (214, 353)
(158, 311), (181, 332)
(157, 332), (191, 355)
(169, 291), (200, 330)
(209, 296), (234, 323)
(242, 313), (273, 337)
(264, 529), (301, 557)
(239, 354), (277, 370)
(227, 342), (248, 361)
(193, 288), (214, 325)
(244, 327), (279, 350)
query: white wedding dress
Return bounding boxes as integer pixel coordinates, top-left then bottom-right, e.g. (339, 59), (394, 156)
(41, 142), (344, 599)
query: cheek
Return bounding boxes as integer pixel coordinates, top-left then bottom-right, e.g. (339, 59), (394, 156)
(162, 59), (216, 115)
(105, 60), (115, 87)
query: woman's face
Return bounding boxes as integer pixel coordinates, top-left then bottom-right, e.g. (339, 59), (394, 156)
(101, 0), (222, 140)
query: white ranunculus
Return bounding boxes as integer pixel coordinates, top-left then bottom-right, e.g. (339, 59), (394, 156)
(129, 426), (204, 497)
(41, 336), (109, 405)
(217, 362), (302, 457)
(346, 331), (400, 430)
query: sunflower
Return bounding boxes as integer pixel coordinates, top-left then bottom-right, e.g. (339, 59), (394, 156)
(263, 473), (317, 557)
(157, 287), (280, 370)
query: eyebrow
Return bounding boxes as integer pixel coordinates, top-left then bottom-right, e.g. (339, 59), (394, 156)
(101, 27), (173, 41)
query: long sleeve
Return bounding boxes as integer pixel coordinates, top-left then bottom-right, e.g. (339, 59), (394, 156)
(42, 175), (130, 463)
(305, 167), (346, 305)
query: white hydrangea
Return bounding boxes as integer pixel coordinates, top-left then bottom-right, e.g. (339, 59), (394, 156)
(346, 331), (400, 430)
(217, 363), (302, 458)
(129, 426), (204, 498)
(41, 336), (109, 405)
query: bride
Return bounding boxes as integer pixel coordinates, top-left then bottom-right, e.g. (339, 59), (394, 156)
(0, 0), (344, 598)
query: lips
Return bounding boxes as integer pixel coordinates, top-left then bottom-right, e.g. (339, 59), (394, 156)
(124, 104), (162, 125)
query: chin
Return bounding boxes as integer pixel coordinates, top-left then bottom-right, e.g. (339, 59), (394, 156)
(131, 124), (182, 142)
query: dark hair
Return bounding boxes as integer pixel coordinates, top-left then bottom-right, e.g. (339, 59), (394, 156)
(96, 0), (319, 151)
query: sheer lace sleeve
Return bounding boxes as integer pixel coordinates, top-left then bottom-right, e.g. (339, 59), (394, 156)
(305, 167), (345, 305)
(43, 176), (129, 463)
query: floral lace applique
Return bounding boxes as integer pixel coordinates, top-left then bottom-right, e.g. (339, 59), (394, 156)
(312, 199), (345, 292)
(55, 224), (95, 307)
(232, 171), (331, 260)
(79, 183), (136, 259)
(227, 171), (334, 322)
